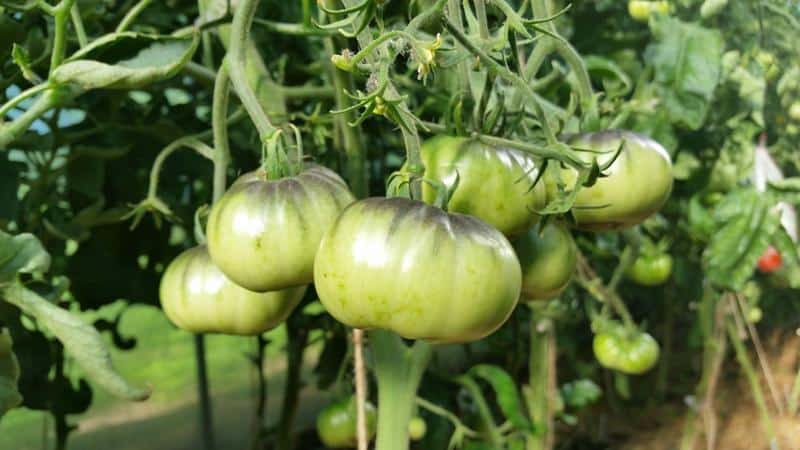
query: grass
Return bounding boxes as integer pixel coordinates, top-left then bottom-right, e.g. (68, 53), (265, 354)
(0, 301), (324, 450)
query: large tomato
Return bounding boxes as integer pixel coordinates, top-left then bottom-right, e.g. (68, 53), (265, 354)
(411, 136), (547, 236)
(159, 246), (306, 335)
(316, 396), (377, 448)
(593, 329), (660, 375)
(206, 165), (355, 292)
(511, 222), (577, 300)
(314, 197), (522, 343)
(552, 130), (673, 231)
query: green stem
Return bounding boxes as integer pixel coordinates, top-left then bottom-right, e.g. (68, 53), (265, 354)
(116, 0), (154, 32)
(446, 0), (470, 95)
(50, 0), (76, 74)
(456, 375), (504, 447)
(226, 0), (278, 141)
(0, 84), (51, 120)
(253, 18), (335, 36)
(198, 0), (215, 68)
(415, 397), (479, 438)
(212, 65), (231, 202)
(575, 252), (636, 330)
(146, 137), (215, 199)
(0, 88), (66, 150)
(442, 17), (558, 145)
(474, 0), (490, 39)
(281, 85), (336, 100)
(70, 3), (88, 47)
(725, 317), (777, 445)
(525, 309), (555, 450)
(371, 330), (432, 450)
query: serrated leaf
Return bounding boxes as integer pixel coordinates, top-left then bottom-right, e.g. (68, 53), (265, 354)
(645, 16), (723, 129)
(469, 364), (532, 431)
(0, 231), (51, 285)
(1, 283), (150, 401)
(704, 189), (780, 290)
(52, 33), (199, 91)
(0, 329), (22, 421)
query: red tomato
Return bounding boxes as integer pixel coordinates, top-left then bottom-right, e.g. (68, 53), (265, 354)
(757, 246), (782, 273)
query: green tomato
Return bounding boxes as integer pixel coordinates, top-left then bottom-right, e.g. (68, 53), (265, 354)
(746, 306), (763, 324)
(511, 223), (577, 300)
(789, 102), (800, 122)
(553, 130), (673, 231)
(628, 1), (670, 23)
(408, 416), (427, 441)
(593, 330), (660, 375)
(207, 165), (355, 292)
(316, 396), (377, 448)
(626, 253), (673, 286)
(159, 246), (306, 335)
(314, 197), (522, 343)
(412, 136), (547, 236)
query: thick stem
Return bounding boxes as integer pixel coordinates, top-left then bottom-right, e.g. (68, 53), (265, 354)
(276, 317), (308, 450)
(525, 309), (555, 450)
(226, 0), (278, 140)
(0, 84), (51, 119)
(0, 88), (65, 150)
(50, 0), (76, 74)
(212, 66), (231, 202)
(371, 330), (432, 450)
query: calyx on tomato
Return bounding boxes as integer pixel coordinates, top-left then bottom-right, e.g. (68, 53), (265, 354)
(316, 396), (377, 448)
(314, 197), (522, 343)
(550, 130), (673, 231)
(512, 222), (577, 300)
(159, 245), (306, 335)
(410, 136), (547, 236)
(593, 327), (660, 375)
(206, 165), (355, 292)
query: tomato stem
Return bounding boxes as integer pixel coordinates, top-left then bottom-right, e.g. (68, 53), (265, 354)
(371, 330), (432, 450)
(524, 307), (556, 450)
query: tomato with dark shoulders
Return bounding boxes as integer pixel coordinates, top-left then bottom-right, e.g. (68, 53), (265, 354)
(512, 223), (577, 300)
(411, 136), (547, 236)
(206, 165), (355, 292)
(159, 245), (306, 335)
(314, 197), (522, 343)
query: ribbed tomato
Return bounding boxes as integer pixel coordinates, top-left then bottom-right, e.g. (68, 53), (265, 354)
(512, 223), (577, 300)
(159, 246), (306, 335)
(314, 197), (522, 343)
(206, 165), (355, 292)
(413, 136), (547, 236)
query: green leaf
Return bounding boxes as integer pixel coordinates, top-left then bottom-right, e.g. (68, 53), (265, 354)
(469, 364), (532, 431)
(0, 230), (51, 285)
(52, 32), (199, 91)
(703, 189), (780, 290)
(0, 157), (21, 221)
(11, 43), (39, 84)
(645, 17), (723, 129)
(1, 283), (150, 401)
(0, 329), (22, 421)
(560, 379), (602, 409)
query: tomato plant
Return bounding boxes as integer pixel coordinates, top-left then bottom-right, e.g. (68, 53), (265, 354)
(627, 252), (673, 286)
(512, 222), (577, 300)
(593, 329), (660, 375)
(316, 396), (377, 448)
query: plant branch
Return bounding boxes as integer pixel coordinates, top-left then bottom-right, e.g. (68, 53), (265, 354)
(116, 0), (154, 32)
(70, 3), (88, 47)
(50, 0), (77, 74)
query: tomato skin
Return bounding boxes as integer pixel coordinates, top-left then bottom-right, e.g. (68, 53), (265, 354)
(553, 130), (673, 231)
(414, 136), (547, 236)
(159, 246), (306, 335)
(316, 396), (377, 448)
(314, 197), (522, 343)
(206, 165), (355, 292)
(757, 246), (782, 273)
(511, 223), (577, 300)
(593, 330), (660, 375)
(408, 416), (427, 441)
(626, 253), (673, 286)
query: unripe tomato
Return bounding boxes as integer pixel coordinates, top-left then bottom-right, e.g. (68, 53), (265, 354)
(511, 223), (577, 300)
(314, 197), (522, 343)
(757, 246), (782, 273)
(746, 306), (763, 324)
(553, 130), (673, 231)
(593, 330), (660, 375)
(159, 246), (306, 335)
(408, 416), (427, 441)
(628, 1), (670, 23)
(626, 253), (673, 286)
(316, 396), (377, 448)
(413, 136), (547, 236)
(789, 102), (800, 122)
(206, 165), (355, 292)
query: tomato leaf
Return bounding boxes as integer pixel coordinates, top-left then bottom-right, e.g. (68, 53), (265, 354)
(1, 283), (150, 401)
(645, 16), (723, 130)
(703, 189), (780, 290)
(0, 329), (22, 421)
(0, 230), (51, 286)
(468, 364), (532, 431)
(52, 32), (199, 91)
(560, 379), (602, 409)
